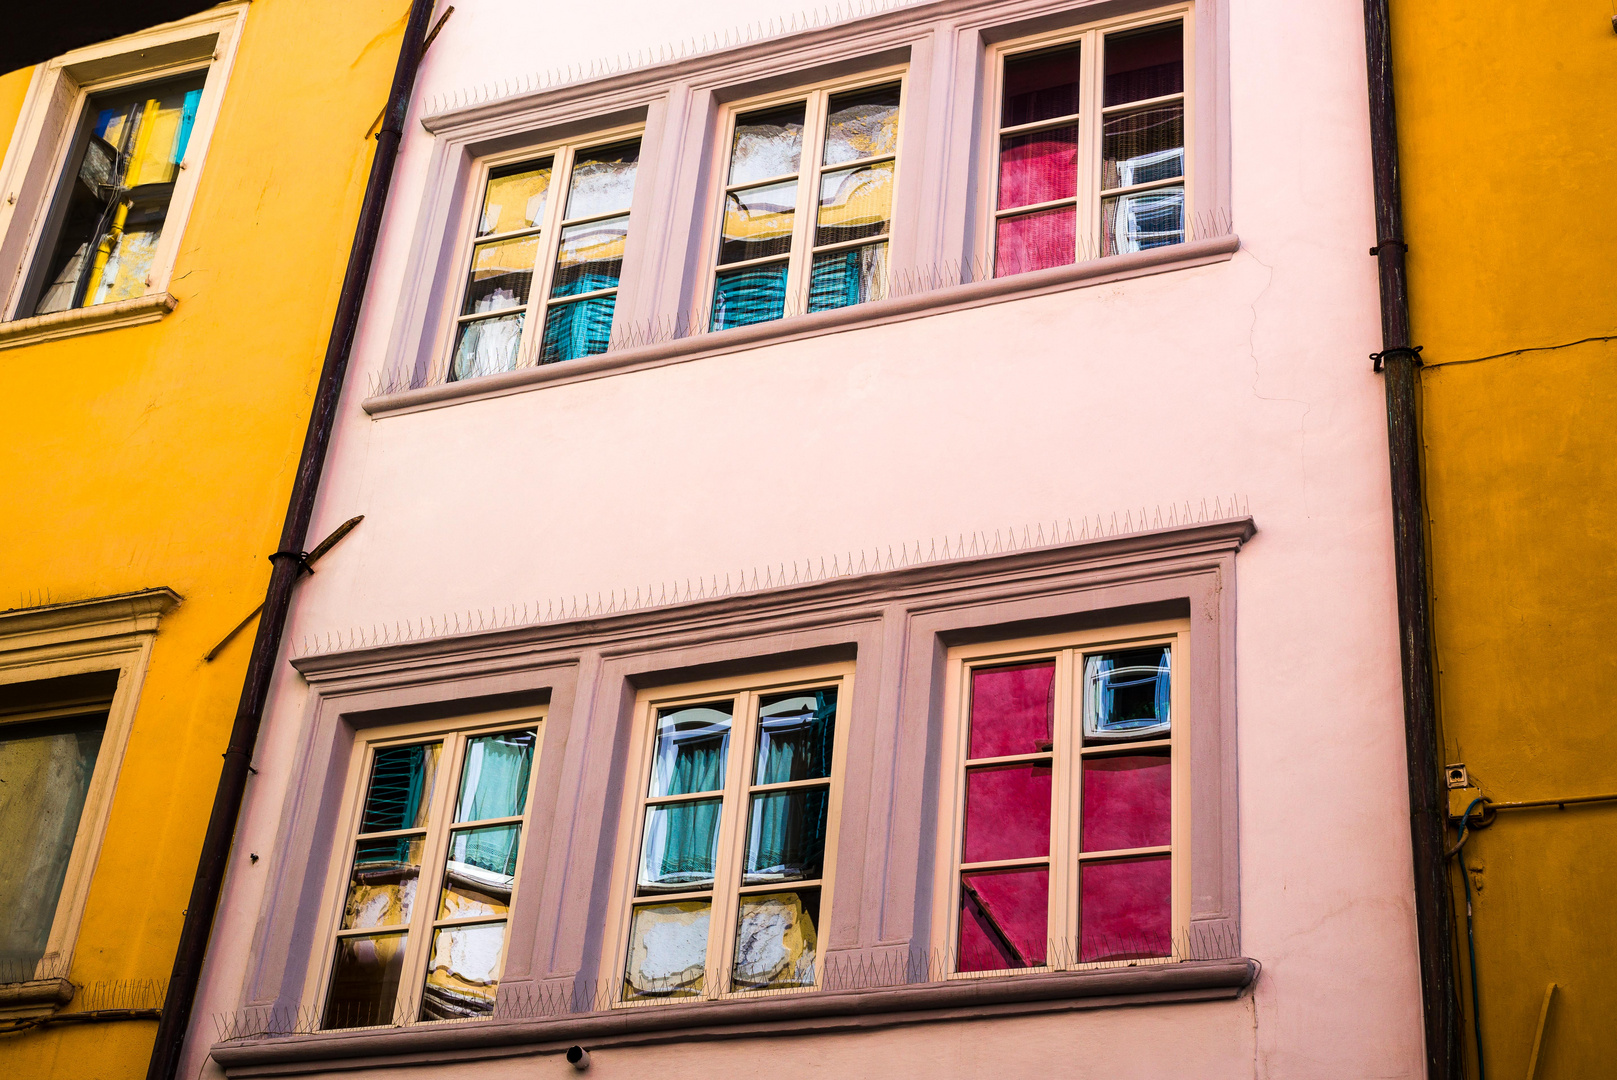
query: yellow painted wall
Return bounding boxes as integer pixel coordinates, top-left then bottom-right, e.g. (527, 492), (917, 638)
(0, 1), (408, 1075)
(1393, 4), (1617, 1077)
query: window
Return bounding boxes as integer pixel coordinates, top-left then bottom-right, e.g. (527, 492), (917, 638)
(448, 138), (641, 380)
(708, 77), (902, 331)
(991, 16), (1187, 277)
(319, 713), (542, 1028)
(607, 664), (851, 1001)
(936, 623), (1187, 974)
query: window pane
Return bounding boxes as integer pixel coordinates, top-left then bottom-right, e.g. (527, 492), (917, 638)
(1103, 22), (1183, 107)
(420, 921), (507, 1020)
(959, 867), (1048, 972)
(650, 704), (732, 796)
(998, 125), (1078, 210)
(359, 743), (441, 833)
(1083, 647), (1171, 741)
(538, 295), (615, 364)
(341, 836), (423, 930)
(638, 798), (723, 893)
(478, 160), (552, 236)
(712, 261), (789, 329)
(551, 215), (627, 297)
(754, 688), (836, 784)
(461, 235), (539, 315)
(1079, 855), (1171, 961)
(439, 824), (521, 918)
(451, 312), (524, 380)
(721, 180), (797, 264)
(323, 931), (407, 1029)
(807, 242), (888, 313)
(815, 161), (892, 246)
(963, 763), (1052, 863)
(743, 787), (828, 884)
(967, 661), (1054, 759)
(1081, 753), (1171, 851)
(822, 83), (901, 166)
(455, 730), (536, 823)
(0, 716), (105, 970)
(1102, 186), (1184, 255)
(1102, 103), (1184, 190)
(994, 205), (1076, 277)
(733, 888), (820, 991)
(564, 141), (640, 219)
(623, 901), (710, 1000)
(1001, 44), (1081, 127)
(729, 102), (806, 186)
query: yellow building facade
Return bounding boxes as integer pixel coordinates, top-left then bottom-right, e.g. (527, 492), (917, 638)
(1393, 5), (1617, 1077)
(0, 2), (407, 1075)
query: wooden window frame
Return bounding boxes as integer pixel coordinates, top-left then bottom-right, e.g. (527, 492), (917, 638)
(932, 619), (1191, 978)
(308, 706), (546, 1028)
(601, 661), (854, 1005)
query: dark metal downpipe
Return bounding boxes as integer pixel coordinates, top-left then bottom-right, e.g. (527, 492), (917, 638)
(1360, 0), (1461, 1076)
(143, 2), (438, 1076)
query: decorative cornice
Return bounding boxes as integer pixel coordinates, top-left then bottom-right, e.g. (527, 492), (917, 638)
(0, 978), (75, 1020)
(0, 588), (182, 647)
(0, 293), (177, 351)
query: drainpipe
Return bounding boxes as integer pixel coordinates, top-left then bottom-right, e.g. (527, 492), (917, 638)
(143, 1), (438, 1077)
(1360, 1), (1461, 1077)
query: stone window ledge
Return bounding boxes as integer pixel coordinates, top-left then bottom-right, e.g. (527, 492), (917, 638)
(0, 293), (177, 351)
(362, 235), (1240, 419)
(211, 957), (1257, 1077)
(0, 978), (76, 1020)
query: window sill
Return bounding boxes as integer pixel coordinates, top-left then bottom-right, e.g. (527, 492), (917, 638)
(0, 978), (75, 1020)
(210, 957), (1256, 1076)
(363, 233), (1240, 419)
(0, 293), (178, 351)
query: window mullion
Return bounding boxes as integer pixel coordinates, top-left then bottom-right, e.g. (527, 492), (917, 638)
(1051, 649), (1078, 966)
(705, 687), (755, 996)
(398, 731), (465, 1024)
(787, 91), (828, 317)
(522, 144), (572, 365)
(1077, 29), (1103, 262)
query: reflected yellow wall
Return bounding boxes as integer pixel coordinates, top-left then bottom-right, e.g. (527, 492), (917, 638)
(1393, 5), (1617, 1077)
(0, 1), (407, 1075)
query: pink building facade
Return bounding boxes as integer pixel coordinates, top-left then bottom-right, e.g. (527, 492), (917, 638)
(181, 0), (1427, 1075)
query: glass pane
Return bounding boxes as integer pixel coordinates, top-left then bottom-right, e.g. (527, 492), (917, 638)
(729, 102), (806, 186)
(958, 867), (1048, 972)
(623, 901), (710, 1000)
(1079, 855), (1171, 961)
(1103, 22), (1184, 107)
(638, 798), (723, 893)
(967, 661), (1054, 759)
(1102, 103), (1184, 190)
(564, 141), (640, 219)
(341, 836), (423, 930)
(479, 160), (552, 236)
(439, 824), (521, 918)
(451, 312), (524, 380)
(0, 715), (105, 970)
(650, 705), (732, 796)
(733, 888), (820, 991)
(538, 295), (615, 364)
(1083, 647), (1171, 741)
(994, 205), (1076, 277)
(1001, 44), (1081, 128)
(998, 125), (1078, 210)
(807, 242), (888, 313)
(743, 787), (829, 884)
(1102, 186), (1185, 255)
(721, 180), (797, 264)
(815, 162), (892, 246)
(1082, 753), (1172, 851)
(455, 729), (536, 823)
(359, 742), (441, 834)
(754, 688), (836, 784)
(461, 235), (539, 315)
(963, 764), (1051, 864)
(712, 261), (789, 330)
(420, 921), (507, 1020)
(551, 214), (627, 297)
(323, 931), (406, 1029)
(822, 83), (901, 166)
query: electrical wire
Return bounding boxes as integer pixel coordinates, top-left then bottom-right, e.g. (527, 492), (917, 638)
(1451, 796), (1487, 1080)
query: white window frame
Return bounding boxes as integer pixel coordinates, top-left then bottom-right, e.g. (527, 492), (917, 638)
(0, 3), (247, 328)
(931, 620), (1191, 977)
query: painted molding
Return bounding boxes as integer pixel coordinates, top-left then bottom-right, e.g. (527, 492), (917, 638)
(0, 293), (178, 350)
(0, 588), (181, 650)
(0, 978), (75, 1021)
